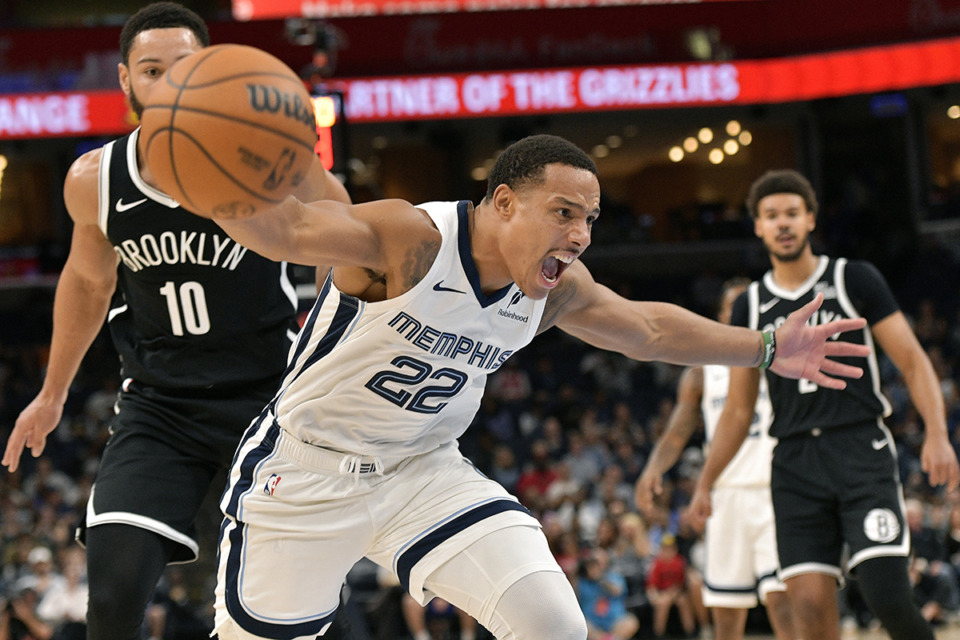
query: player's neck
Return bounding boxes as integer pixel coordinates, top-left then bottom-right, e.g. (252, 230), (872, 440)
(769, 250), (819, 291)
(471, 201), (514, 294)
(134, 135), (164, 192)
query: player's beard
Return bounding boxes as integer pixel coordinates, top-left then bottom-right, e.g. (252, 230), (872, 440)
(766, 233), (809, 263)
(128, 85), (145, 120)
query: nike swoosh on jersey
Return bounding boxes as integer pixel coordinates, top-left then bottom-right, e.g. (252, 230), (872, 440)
(871, 439), (889, 450)
(759, 297), (781, 314)
(433, 281), (466, 294)
(116, 197), (148, 212)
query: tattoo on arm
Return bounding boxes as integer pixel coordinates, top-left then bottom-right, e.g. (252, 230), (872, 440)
(400, 239), (441, 291)
(538, 277), (578, 334)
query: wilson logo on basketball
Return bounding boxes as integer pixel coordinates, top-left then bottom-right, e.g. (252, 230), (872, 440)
(246, 84), (315, 129)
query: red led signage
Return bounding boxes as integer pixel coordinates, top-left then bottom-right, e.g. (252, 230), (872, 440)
(2, 36), (959, 138)
(0, 91), (134, 140)
(233, 0), (751, 19)
(327, 37), (960, 122)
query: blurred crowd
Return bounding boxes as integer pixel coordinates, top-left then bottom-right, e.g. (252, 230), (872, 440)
(1, 230), (960, 639)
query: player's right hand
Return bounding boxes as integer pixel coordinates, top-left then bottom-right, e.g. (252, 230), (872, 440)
(2, 396), (63, 473)
(634, 472), (662, 513)
(687, 486), (712, 530)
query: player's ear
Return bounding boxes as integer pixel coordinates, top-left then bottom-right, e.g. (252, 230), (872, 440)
(491, 184), (515, 220)
(118, 63), (131, 97)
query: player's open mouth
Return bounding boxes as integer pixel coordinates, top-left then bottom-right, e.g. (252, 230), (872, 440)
(541, 253), (575, 284)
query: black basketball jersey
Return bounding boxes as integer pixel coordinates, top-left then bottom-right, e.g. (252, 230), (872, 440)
(98, 130), (299, 390)
(730, 255), (899, 439)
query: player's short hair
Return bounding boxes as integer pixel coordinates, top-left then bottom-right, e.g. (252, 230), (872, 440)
(120, 2), (210, 66)
(745, 169), (818, 218)
(485, 134), (597, 200)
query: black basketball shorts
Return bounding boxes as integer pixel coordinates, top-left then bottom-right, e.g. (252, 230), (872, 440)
(771, 420), (908, 581)
(77, 379), (276, 563)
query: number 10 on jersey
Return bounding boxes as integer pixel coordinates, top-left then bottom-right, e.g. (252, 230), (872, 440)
(160, 281), (211, 336)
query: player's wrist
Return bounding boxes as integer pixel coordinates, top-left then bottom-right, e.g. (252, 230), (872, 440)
(758, 328), (776, 369)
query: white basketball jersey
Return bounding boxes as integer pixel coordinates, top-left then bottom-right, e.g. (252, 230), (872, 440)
(701, 364), (776, 488)
(273, 200), (546, 458)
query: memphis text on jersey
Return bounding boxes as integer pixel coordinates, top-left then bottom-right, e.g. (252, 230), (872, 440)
(113, 230), (248, 273)
(389, 310), (514, 371)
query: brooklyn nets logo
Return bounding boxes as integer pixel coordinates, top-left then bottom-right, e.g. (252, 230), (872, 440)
(863, 508), (900, 543)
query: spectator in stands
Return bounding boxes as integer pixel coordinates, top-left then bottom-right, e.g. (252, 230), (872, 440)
(488, 445), (521, 495)
(646, 534), (696, 638)
(13, 547), (62, 602)
(0, 586), (52, 640)
(578, 547), (639, 640)
(36, 546), (87, 639)
(910, 555), (960, 626)
(515, 439), (560, 513)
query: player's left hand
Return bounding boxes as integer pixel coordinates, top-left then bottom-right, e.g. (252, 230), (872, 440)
(921, 431), (960, 490)
(769, 293), (871, 390)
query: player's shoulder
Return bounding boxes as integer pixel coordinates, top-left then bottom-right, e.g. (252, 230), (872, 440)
(835, 256), (887, 286)
(63, 146), (105, 225)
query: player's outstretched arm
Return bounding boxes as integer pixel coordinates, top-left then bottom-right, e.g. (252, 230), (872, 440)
(216, 196), (432, 273)
(635, 366), (703, 512)
(551, 266), (870, 385)
(3, 151), (117, 473)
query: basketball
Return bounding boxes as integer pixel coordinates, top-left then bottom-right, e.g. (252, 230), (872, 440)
(139, 44), (318, 219)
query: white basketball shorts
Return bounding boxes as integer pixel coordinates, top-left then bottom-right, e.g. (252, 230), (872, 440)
(213, 417), (545, 639)
(702, 485), (785, 608)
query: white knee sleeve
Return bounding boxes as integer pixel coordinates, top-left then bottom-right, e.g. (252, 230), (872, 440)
(485, 571), (587, 640)
(423, 526), (587, 640)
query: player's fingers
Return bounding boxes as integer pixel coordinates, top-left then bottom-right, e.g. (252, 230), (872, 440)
(822, 341), (871, 359)
(29, 437), (47, 459)
(933, 461), (960, 490)
(790, 292), (823, 325)
(818, 317), (867, 337)
(2, 430), (27, 472)
(805, 371), (848, 391)
(817, 359), (864, 379)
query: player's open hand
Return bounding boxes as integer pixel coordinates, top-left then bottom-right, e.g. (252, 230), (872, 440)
(769, 293), (870, 390)
(2, 396), (62, 473)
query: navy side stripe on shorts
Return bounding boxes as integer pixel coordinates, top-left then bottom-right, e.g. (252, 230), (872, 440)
(224, 520), (337, 639)
(396, 498), (531, 590)
(703, 577), (759, 594)
(223, 417), (281, 520)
